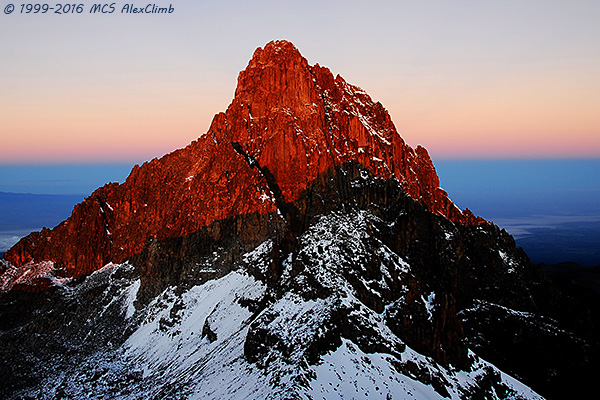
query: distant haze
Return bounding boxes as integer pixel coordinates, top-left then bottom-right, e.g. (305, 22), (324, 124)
(1, 160), (599, 265)
(435, 159), (600, 266)
(0, 164), (132, 195)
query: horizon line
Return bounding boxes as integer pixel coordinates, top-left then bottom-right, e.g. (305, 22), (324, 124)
(2, 156), (600, 166)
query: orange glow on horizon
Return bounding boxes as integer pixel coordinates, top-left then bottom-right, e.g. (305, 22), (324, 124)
(1, 1), (599, 163)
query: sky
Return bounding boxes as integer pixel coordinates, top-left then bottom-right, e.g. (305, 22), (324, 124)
(1, 1), (600, 163)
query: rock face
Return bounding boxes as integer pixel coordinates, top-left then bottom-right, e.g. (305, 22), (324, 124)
(1, 163), (596, 399)
(0, 164), (545, 399)
(1, 40), (597, 400)
(3, 40), (482, 286)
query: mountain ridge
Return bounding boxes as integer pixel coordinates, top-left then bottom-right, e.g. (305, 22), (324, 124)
(1, 40), (597, 400)
(0, 162), (551, 399)
(2, 39), (483, 291)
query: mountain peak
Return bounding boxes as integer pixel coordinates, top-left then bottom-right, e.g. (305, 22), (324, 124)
(2, 42), (596, 400)
(250, 40), (304, 65)
(3, 40), (484, 290)
(234, 40), (311, 106)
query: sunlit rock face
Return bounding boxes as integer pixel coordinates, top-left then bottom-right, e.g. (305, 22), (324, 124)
(2, 41), (595, 400)
(3, 40), (483, 286)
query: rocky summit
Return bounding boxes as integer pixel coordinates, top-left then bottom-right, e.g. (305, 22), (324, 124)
(0, 41), (598, 399)
(2, 40), (482, 287)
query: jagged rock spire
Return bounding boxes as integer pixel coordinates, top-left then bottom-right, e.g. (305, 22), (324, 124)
(2, 40), (483, 289)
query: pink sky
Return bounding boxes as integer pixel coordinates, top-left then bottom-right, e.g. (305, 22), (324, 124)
(1, 1), (599, 163)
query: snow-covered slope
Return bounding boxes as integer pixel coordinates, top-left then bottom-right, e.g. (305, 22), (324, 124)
(1, 41), (596, 399)
(5, 208), (542, 400)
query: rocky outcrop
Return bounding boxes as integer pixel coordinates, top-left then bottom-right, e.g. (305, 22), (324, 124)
(3, 40), (484, 287)
(2, 162), (596, 399)
(2, 41), (598, 400)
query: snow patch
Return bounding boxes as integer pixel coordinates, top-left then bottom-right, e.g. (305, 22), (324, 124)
(123, 279), (141, 319)
(423, 292), (436, 321)
(499, 250), (517, 273)
(123, 270), (269, 399)
(310, 339), (442, 399)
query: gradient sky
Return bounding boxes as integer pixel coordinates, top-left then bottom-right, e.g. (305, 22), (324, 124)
(1, 1), (599, 163)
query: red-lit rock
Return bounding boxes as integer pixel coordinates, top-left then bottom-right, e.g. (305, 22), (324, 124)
(3, 40), (485, 288)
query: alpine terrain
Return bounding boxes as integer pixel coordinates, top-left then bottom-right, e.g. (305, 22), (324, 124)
(1, 41), (597, 400)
